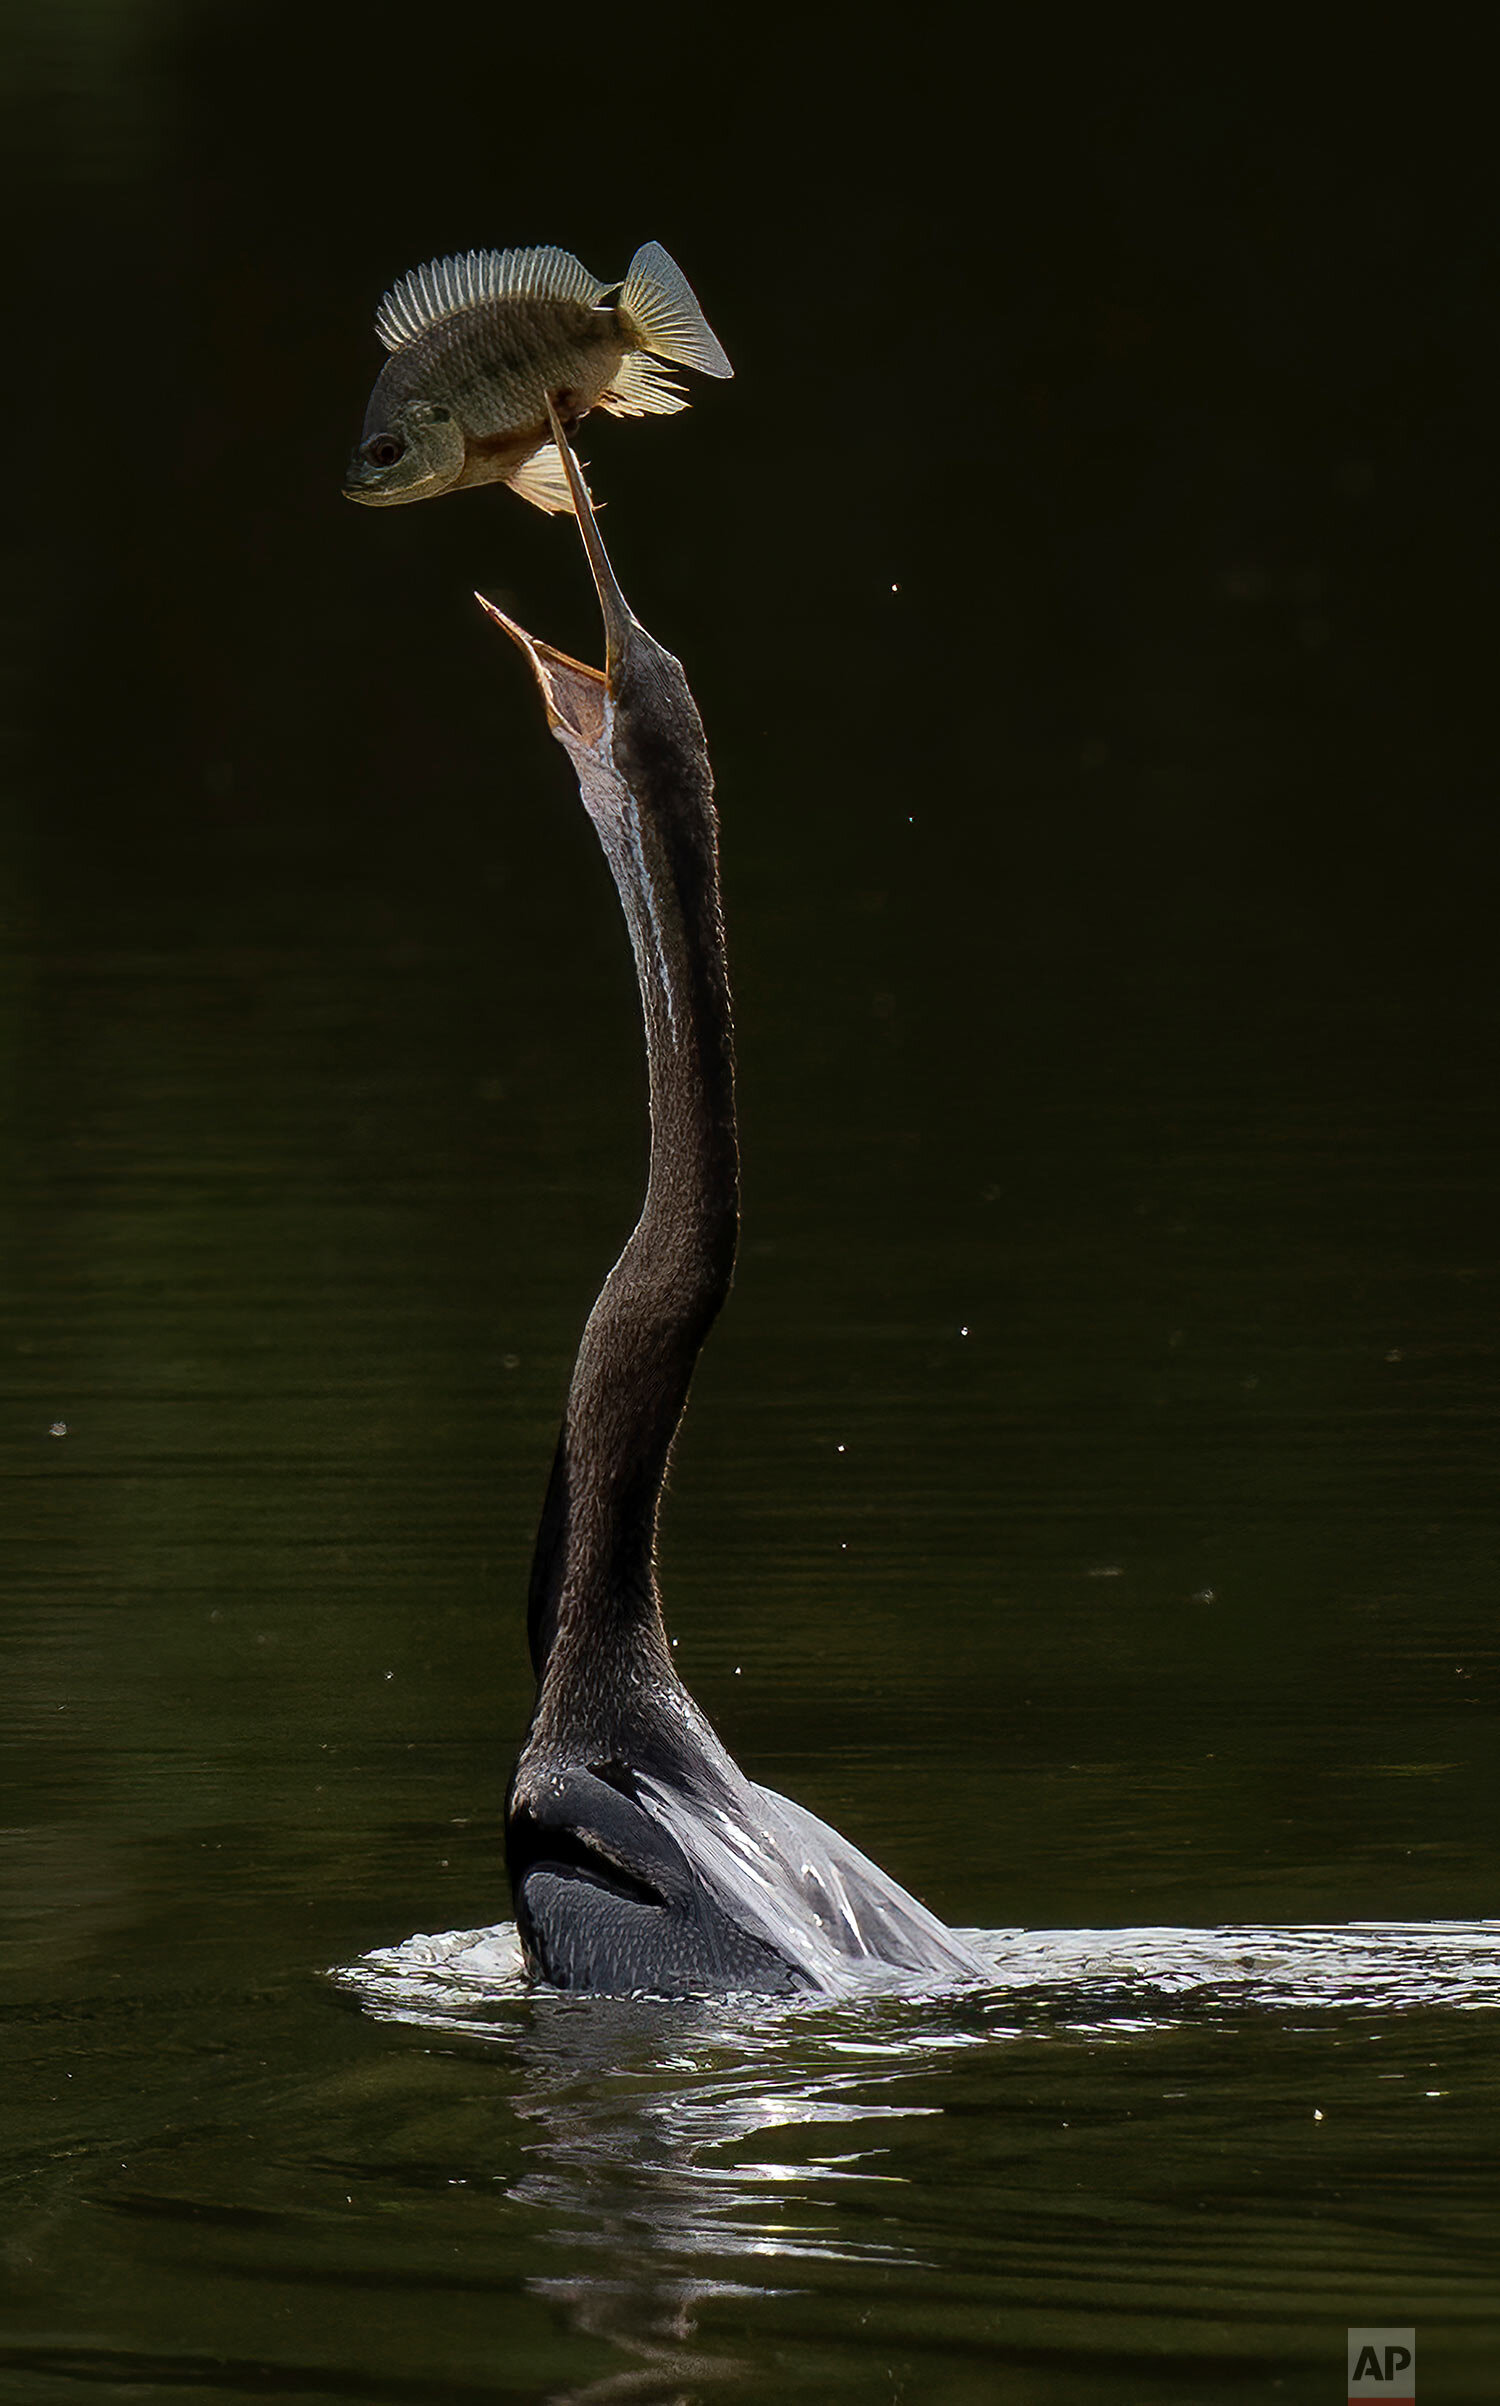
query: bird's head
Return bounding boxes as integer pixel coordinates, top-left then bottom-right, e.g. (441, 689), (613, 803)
(478, 399), (710, 862)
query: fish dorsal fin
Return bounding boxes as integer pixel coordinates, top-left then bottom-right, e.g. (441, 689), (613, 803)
(375, 245), (610, 353)
(617, 241), (733, 378)
(506, 440), (580, 516)
(598, 353), (690, 418)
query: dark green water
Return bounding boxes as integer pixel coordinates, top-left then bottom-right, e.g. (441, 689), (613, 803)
(4, 8), (1499, 2399)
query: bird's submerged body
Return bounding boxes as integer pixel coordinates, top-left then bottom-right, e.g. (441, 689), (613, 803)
(473, 414), (987, 1999)
(344, 243), (732, 515)
(510, 1681), (987, 1996)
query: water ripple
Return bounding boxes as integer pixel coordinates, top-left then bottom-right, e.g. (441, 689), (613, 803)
(338, 1914), (1500, 2039)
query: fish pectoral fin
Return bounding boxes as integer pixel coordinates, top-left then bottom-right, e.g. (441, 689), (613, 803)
(618, 241), (733, 378)
(506, 441), (582, 516)
(599, 353), (690, 417)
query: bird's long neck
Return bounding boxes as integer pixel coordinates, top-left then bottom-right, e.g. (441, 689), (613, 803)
(526, 635), (737, 1731)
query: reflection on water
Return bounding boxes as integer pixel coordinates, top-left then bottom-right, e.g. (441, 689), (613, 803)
(9, 1935), (1500, 2402)
(324, 1920), (1500, 2401)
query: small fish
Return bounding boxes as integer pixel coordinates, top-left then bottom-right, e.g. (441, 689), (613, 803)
(343, 240), (732, 515)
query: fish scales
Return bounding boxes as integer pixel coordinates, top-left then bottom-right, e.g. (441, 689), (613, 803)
(377, 301), (618, 427)
(344, 241), (731, 517)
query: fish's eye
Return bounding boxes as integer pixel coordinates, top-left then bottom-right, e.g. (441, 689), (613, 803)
(364, 433), (405, 468)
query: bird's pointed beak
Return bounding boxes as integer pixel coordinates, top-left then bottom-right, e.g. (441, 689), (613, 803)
(544, 396), (636, 682)
(476, 402), (642, 736)
(474, 595), (610, 751)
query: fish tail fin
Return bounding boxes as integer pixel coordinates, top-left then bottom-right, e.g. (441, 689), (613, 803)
(617, 242), (733, 378)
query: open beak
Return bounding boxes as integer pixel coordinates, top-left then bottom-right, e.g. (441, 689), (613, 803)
(475, 400), (642, 735)
(474, 597), (609, 751)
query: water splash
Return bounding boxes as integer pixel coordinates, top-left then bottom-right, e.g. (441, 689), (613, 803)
(336, 1916), (1500, 2041)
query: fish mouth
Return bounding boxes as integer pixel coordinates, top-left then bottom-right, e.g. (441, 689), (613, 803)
(343, 459), (401, 505)
(343, 454), (457, 506)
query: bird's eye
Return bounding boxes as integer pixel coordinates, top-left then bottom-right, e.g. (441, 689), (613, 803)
(365, 433), (405, 468)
